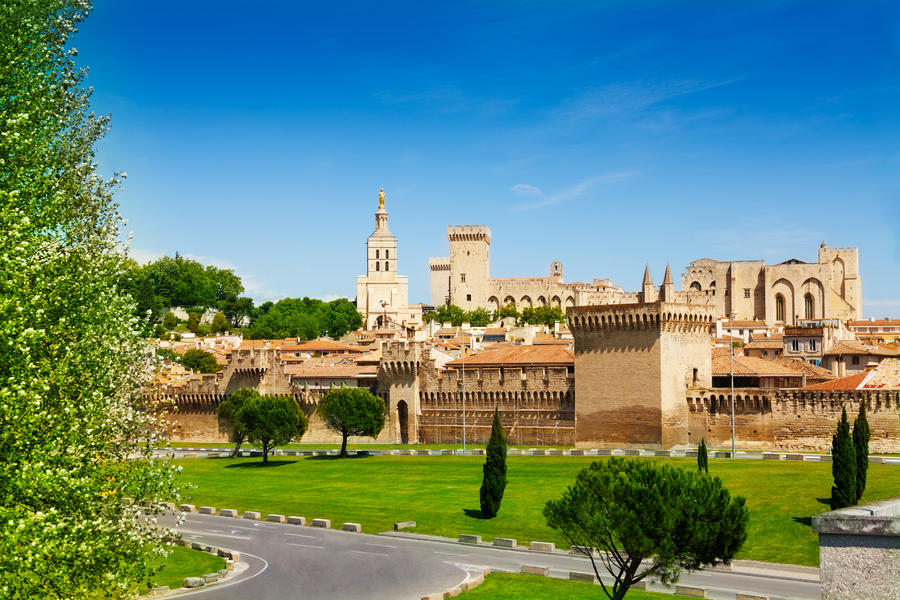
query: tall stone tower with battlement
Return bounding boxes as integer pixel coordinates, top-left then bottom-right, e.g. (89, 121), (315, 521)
(378, 341), (430, 443)
(569, 270), (716, 449)
(446, 225), (492, 311)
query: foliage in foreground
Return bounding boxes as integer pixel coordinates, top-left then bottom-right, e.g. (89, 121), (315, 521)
(0, 2), (179, 597)
(544, 458), (748, 600)
(480, 409), (508, 518)
(318, 388), (386, 457)
(830, 406), (857, 509)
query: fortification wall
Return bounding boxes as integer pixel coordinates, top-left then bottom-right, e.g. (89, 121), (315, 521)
(417, 364), (575, 445)
(686, 389), (900, 452)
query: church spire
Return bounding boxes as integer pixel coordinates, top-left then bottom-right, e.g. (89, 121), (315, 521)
(661, 262), (675, 301)
(642, 263), (652, 286)
(663, 263), (673, 285)
(641, 263), (656, 303)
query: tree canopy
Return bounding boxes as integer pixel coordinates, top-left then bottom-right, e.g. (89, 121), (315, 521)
(0, 2), (179, 596)
(247, 296), (362, 340)
(217, 388), (257, 457)
(544, 458), (748, 600)
(181, 349), (220, 373)
(237, 394), (308, 463)
(318, 388), (386, 457)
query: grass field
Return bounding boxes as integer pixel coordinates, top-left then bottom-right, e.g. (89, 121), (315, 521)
(174, 454), (899, 566)
(144, 546), (225, 591)
(457, 573), (696, 599)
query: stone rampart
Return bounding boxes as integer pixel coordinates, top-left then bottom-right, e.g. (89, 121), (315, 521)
(687, 388), (900, 452)
(417, 364), (574, 445)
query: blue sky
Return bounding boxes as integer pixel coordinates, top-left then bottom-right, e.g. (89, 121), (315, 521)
(79, 1), (899, 316)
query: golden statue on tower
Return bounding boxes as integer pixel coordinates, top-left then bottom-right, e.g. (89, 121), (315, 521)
(378, 188), (385, 210)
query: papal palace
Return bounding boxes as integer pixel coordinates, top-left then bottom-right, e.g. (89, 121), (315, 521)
(160, 190), (898, 453)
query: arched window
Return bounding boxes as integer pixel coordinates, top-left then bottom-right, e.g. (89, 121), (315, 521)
(375, 262), (380, 271)
(385, 250), (389, 259)
(804, 293), (814, 319)
(375, 249), (379, 259)
(775, 294), (785, 322)
(384, 261), (389, 272)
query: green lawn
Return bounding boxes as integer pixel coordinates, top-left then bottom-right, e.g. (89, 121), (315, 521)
(174, 455), (899, 566)
(143, 546), (226, 591)
(457, 573), (696, 600)
(166, 442), (566, 449)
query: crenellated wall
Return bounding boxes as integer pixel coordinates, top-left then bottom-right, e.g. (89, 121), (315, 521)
(686, 388), (900, 452)
(416, 363), (575, 445)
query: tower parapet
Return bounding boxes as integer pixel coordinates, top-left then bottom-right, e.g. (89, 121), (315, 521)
(448, 225), (491, 244)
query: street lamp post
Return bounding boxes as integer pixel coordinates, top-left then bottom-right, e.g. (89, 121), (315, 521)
(461, 338), (466, 453)
(729, 265), (736, 459)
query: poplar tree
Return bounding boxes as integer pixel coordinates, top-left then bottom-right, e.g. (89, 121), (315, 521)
(697, 438), (709, 474)
(480, 408), (508, 518)
(852, 401), (870, 503)
(0, 2), (179, 597)
(830, 406), (857, 510)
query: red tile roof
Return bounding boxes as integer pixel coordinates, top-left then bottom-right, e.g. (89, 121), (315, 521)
(446, 345), (573, 367)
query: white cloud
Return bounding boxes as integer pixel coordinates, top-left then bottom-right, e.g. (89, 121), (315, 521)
(513, 171), (636, 211)
(511, 183), (543, 197)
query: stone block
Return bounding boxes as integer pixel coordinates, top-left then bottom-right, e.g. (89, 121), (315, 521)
(441, 449), (454, 455)
(569, 449), (586, 456)
(819, 454), (833, 462)
(547, 449), (564, 455)
(243, 511), (261, 520)
(461, 573), (484, 591)
(266, 513), (286, 523)
(174, 539), (191, 547)
(762, 452), (783, 460)
(472, 449), (486, 455)
(675, 585), (708, 597)
(342, 522), (362, 532)
(219, 509), (238, 518)
(735, 594), (769, 600)
(287, 516), (306, 525)
(198, 506), (216, 515)
(274, 449), (284, 456)
(623, 449), (641, 456)
(530, 449), (547, 456)
(159, 502), (176, 511)
(190, 541), (205, 551)
(399, 449), (415, 455)
(150, 586), (170, 596)
(869, 456), (886, 464)
(569, 545), (594, 556)
(421, 594), (443, 600)
(444, 586), (463, 597)
(492, 537), (517, 548)
(654, 450), (672, 457)
(785, 453), (804, 461)
(595, 449), (613, 455)
(226, 559), (234, 570)
(684, 450), (699, 457)
(202, 573), (218, 584)
(183, 577), (205, 588)
(521, 565), (550, 576)
(179, 504), (196, 513)
(630, 581), (649, 590)
(217, 569), (228, 578)
(529, 541), (555, 552)
(183, 453), (199, 458)
(394, 520), (416, 531)
(416, 449), (432, 456)
(227, 551), (240, 562)
(569, 571), (597, 583)
(506, 448), (523, 455)
(459, 534), (482, 544)
(311, 518), (331, 528)
(355, 450), (370, 457)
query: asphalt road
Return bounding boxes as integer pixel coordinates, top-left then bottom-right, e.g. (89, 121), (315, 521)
(168, 513), (822, 600)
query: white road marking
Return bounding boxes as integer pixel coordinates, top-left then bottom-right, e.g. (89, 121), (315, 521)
(351, 549), (390, 557)
(364, 543), (397, 550)
(285, 532), (319, 540)
(178, 529), (251, 540)
(287, 542), (324, 550)
(434, 551), (467, 557)
(177, 551), (269, 597)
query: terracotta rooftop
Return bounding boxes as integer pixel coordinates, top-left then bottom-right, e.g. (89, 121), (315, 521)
(824, 341), (900, 357)
(286, 364), (378, 378)
(802, 358), (900, 390)
(848, 319), (900, 328)
(533, 333), (568, 345)
(744, 338), (783, 350)
(773, 358), (834, 380)
(721, 320), (768, 328)
(484, 327), (506, 336)
(712, 355), (803, 377)
(446, 345), (573, 367)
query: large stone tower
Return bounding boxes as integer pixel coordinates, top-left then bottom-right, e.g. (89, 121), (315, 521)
(355, 189), (419, 329)
(568, 272), (715, 449)
(377, 340), (427, 443)
(817, 242), (862, 320)
(447, 225), (491, 311)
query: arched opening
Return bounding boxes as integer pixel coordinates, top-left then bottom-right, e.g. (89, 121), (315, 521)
(689, 281), (701, 291)
(775, 294), (785, 322)
(804, 293), (814, 319)
(375, 249), (380, 259)
(384, 261), (389, 272)
(488, 296), (501, 312)
(397, 400), (409, 444)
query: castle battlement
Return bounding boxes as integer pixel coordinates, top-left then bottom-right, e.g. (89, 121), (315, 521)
(567, 301), (715, 335)
(448, 225), (491, 244)
(429, 257), (450, 271)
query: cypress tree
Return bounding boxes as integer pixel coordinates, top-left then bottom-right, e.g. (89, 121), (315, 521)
(697, 438), (709, 474)
(830, 406), (857, 510)
(480, 408), (508, 518)
(852, 401), (870, 503)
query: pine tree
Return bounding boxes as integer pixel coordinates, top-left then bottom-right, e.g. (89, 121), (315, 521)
(852, 401), (870, 503)
(480, 408), (508, 518)
(830, 406), (857, 509)
(697, 438), (709, 474)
